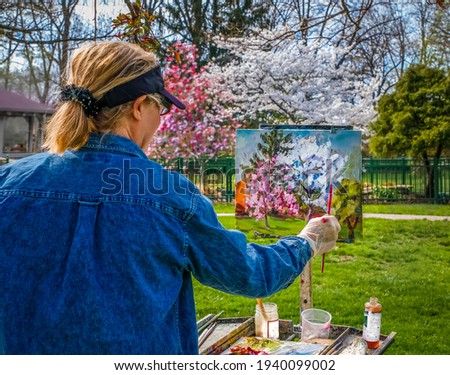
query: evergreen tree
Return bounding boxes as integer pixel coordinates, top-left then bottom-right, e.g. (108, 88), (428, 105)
(369, 64), (450, 197)
(248, 128), (293, 168)
(157, 0), (270, 63)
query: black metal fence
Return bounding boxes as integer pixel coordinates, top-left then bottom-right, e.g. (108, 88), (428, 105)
(362, 158), (450, 204)
(155, 157), (450, 204)
(154, 157), (236, 202)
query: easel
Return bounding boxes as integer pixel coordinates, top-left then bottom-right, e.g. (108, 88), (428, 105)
(300, 261), (313, 311)
(300, 207), (314, 313)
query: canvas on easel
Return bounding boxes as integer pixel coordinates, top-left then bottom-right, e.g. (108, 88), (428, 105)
(235, 126), (362, 242)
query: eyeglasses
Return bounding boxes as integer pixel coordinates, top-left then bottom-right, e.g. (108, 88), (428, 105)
(159, 95), (172, 116)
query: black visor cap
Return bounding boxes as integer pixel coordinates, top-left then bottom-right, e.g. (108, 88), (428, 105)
(98, 66), (186, 110)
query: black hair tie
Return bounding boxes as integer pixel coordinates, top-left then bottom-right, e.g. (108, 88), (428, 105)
(59, 84), (101, 118)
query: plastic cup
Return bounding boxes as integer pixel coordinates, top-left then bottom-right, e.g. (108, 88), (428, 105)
(301, 308), (332, 341)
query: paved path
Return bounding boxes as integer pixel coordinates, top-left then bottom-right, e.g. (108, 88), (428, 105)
(216, 213), (449, 221)
(362, 213), (449, 221)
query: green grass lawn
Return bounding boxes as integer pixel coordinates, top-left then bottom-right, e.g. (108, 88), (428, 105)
(212, 202), (236, 213)
(362, 203), (450, 216)
(213, 202), (450, 216)
(193, 207), (450, 355)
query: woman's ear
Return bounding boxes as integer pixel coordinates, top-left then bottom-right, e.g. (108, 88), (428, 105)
(131, 95), (148, 121)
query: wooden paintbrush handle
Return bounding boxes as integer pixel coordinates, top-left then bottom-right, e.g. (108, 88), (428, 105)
(256, 298), (268, 320)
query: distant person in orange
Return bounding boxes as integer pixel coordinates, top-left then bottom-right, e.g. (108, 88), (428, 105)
(235, 176), (248, 215)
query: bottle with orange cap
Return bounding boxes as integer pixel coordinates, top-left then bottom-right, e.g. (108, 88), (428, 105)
(362, 297), (382, 349)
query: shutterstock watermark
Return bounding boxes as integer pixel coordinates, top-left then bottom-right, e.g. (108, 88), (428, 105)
(100, 159), (240, 196)
(101, 160), (192, 195)
(99, 158), (356, 197)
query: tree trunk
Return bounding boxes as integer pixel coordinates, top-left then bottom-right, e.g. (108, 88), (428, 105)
(264, 213), (270, 229)
(4, 40), (13, 90)
(59, 0), (73, 85)
(264, 195), (270, 229)
(423, 152), (433, 199)
(192, 0), (204, 57)
(346, 216), (358, 241)
(424, 143), (443, 199)
(426, 165), (434, 199)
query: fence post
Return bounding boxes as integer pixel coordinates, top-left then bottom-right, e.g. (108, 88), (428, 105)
(370, 157), (374, 185)
(434, 157), (439, 204)
(226, 158), (234, 203)
(402, 157), (406, 186)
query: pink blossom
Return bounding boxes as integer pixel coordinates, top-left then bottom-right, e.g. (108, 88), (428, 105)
(148, 42), (241, 160)
(245, 154), (300, 225)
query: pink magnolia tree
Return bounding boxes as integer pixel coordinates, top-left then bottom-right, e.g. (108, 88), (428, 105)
(245, 155), (300, 229)
(148, 42), (240, 160)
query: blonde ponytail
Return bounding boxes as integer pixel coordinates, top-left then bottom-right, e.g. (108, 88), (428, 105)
(43, 41), (159, 154)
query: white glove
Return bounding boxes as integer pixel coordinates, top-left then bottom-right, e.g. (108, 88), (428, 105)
(297, 215), (341, 256)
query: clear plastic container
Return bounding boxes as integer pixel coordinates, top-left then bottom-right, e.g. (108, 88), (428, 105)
(301, 308), (332, 341)
(255, 302), (279, 339)
(362, 297), (382, 349)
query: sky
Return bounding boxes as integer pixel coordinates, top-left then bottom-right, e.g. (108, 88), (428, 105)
(7, 1), (127, 70)
(76, 0), (127, 21)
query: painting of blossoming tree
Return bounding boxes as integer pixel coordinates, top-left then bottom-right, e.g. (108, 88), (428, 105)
(235, 127), (362, 242)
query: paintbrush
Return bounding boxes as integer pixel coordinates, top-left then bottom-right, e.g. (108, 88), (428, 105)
(198, 310), (224, 347)
(256, 298), (268, 321)
(322, 183), (333, 273)
(198, 322), (217, 347)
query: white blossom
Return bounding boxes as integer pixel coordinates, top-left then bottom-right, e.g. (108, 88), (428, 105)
(207, 29), (379, 130)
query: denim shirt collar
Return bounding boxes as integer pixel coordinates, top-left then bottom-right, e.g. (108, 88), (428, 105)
(80, 132), (148, 159)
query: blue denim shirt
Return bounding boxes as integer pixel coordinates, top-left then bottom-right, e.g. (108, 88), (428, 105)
(0, 133), (312, 354)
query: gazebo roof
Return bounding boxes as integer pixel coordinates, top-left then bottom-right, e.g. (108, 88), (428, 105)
(0, 89), (54, 115)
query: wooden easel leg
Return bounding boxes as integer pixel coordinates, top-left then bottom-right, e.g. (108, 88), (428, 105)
(300, 260), (313, 315)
